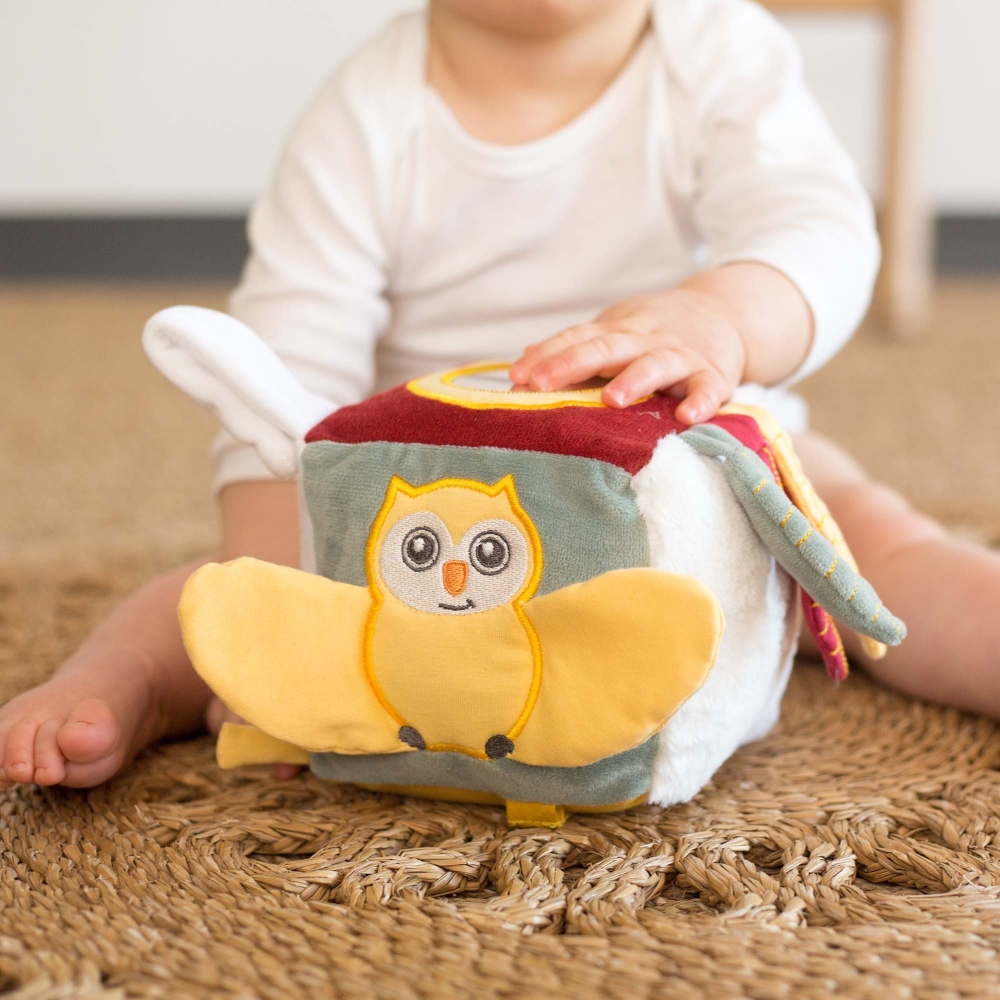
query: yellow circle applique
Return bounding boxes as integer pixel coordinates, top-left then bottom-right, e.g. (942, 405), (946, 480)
(406, 362), (608, 411)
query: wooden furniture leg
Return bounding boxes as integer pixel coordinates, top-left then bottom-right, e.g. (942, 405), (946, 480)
(762, 0), (933, 338)
(873, 0), (932, 337)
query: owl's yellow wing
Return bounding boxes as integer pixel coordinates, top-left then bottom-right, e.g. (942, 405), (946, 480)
(721, 402), (886, 660)
(513, 568), (724, 768)
(179, 558), (403, 756)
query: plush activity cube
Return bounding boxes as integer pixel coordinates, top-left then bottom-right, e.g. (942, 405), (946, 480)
(144, 307), (904, 828)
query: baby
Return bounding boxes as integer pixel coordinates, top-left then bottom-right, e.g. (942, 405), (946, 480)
(3, 0), (999, 789)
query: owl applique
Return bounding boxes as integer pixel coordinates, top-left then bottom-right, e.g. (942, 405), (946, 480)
(146, 307), (905, 828)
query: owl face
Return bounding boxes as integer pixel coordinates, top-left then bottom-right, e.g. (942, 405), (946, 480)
(370, 476), (541, 615)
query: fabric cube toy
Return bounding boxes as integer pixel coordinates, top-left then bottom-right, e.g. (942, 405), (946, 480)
(144, 306), (905, 828)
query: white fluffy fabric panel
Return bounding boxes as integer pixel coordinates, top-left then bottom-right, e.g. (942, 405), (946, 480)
(631, 434), (798, 807)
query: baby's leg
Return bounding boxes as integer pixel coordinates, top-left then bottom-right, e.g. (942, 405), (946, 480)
(0, 559), (214, 787)
(795, 432), (1000, 716)
(0, 480), (301, 788)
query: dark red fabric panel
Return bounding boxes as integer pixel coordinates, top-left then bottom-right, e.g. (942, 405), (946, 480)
(306, 385), (767, 475)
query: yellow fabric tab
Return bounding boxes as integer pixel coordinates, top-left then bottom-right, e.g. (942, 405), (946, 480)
(720, 402), (887, 661)
(216, 722), (310, 769)
(505, 801), (567, 829)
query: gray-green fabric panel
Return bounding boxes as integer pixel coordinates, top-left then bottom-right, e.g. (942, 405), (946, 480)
(310, 736), (657, 806)
(680, 424), (906, 645)
(302, 441), (649, 596)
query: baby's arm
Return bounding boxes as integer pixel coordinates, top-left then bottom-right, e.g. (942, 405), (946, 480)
(510, 262), (812, 423)
(512, 1), (879, 420)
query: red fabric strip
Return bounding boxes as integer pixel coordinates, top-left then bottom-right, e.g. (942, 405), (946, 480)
(306, 385), (768, 475)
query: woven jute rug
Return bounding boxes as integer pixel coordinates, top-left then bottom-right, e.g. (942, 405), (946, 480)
(4, 545), (1000, 999)
(3, 280), (1000, 998)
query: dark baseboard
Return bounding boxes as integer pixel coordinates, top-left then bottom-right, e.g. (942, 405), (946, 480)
(0, 215), (249, 280)
(935, 216), (1000, 275)
(0, 213), (998, 280)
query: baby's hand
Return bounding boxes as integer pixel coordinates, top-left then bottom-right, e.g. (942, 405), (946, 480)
(509, 288), (747, 424)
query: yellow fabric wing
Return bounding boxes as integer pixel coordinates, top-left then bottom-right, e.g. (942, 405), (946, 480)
(179, 558), (403, 755)
(721, 402), (887, 660)
(513, 568), (724, 768)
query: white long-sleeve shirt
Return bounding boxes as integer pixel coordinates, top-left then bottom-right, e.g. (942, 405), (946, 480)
(218, 0), (879, 490)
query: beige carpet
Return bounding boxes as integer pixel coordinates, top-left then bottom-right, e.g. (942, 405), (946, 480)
(2, 279), (1000, 998)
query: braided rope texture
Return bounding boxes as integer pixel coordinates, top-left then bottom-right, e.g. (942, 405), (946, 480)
(4, 546), (1000, 999)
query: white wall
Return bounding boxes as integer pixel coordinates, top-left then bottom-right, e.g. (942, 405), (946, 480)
(0, 0), (997, 214)
(788, 4), (1000, 212)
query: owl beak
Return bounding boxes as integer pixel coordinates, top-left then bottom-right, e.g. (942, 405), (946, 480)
(442, 560), (468, 596)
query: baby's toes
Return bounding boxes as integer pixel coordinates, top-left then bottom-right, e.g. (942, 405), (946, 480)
(32, 718), (67, 785)
(0, 733), (13, 788)
(56, 698), (121, 765)
(3, 718), (40, 783)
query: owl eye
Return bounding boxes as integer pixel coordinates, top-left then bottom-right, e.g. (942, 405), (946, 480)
(402, 527), (440, 571)
(469, 531), (510, 576)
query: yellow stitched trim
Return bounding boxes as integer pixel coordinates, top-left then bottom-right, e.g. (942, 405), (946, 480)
(825, 556), (838, 580)
(869, 602), (883, 623)
(356, 783), (505, 806)
(847, 582), (859, 603)
(795, 528), (813, 548)
(817, 621), (830, 638)
(508, 603), (544, 742)
(441, 362), (520, 390)
(779, 507), (795, 528)
(362, 473), (546, 741)
(566, 793), (648, 815)
(752, 478), (768, 494)
(362, 605), (404, 727)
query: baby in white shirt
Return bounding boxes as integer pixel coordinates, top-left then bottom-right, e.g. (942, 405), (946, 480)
(2, 0), (997, 788)
(217, 0), (874, 491)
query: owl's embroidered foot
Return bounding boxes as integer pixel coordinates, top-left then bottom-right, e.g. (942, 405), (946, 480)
(398, 726), (425, 750)
(485, 734), (514, 759)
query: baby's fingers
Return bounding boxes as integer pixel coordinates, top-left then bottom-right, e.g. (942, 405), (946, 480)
(601, 350), (694, 408)
(673, 369), (731, 425)
(509, 323), (603, 386)
(520, 331), (649, 392)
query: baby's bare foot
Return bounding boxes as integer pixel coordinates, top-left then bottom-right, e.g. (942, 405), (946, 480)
(0, 656), (164, 788)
